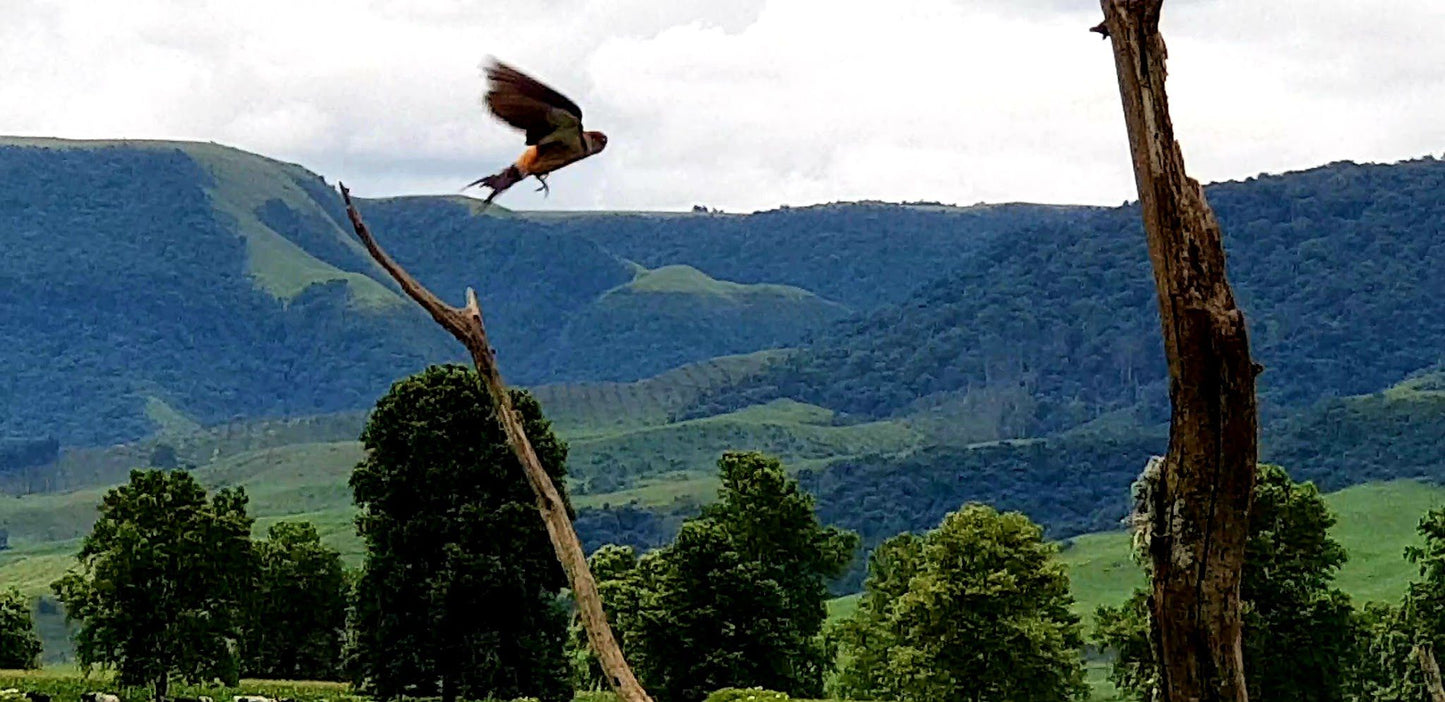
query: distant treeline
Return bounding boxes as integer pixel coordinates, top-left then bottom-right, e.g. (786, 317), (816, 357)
(0, 437), (59, 474)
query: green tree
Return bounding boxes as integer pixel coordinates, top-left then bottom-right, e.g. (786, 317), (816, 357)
(832, 503), (1086, 702)
(1350, 507), (1445, 701)
(1094, 464), (1357, 702)
(347, 365), (572, 702)
(0, 588), (42, 669)
(52, 469), (253, 699)
(583, 451), (857, 702)
(239, 521), (347, 680)
(569, 544), (645, 691)
(1347, 601), (1427, 702)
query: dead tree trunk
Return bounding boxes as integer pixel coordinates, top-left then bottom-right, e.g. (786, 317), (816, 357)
(1417, 644), (1445, 702)
(337, 184), (653, 702)
(1093, 2), (1260, 701)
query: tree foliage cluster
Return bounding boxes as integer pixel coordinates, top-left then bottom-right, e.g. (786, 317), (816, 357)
(831, 504), (1087, 702)
(0, 437), (59, 474)
(1266, 390), (1445, 492)
(1089, 462), (1445, 702)
(50, 469), (347, 698)
(571, 433), (1167, 581)
(573, 452), (857, 702)
(1095, 464), (1358, 702)
(0, 588), (42, 669)
(347, 366), (574, 702)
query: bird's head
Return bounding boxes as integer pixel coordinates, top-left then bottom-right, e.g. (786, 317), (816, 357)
(586, 131), (608, 155)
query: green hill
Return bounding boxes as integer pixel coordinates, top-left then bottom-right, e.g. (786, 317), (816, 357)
(529, 265), (850, 382)
(686, 157), (1445, 431)
(5, 137), (1064, 447)
(0, 138), (457, 446)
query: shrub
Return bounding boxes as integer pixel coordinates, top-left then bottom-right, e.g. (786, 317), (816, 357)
(704, 689), (791, 702)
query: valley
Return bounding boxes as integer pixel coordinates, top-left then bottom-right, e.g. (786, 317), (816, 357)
(2, 138), (1445, 675)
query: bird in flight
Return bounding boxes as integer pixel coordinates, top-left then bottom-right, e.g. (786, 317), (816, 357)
(467, 60), (608, 207)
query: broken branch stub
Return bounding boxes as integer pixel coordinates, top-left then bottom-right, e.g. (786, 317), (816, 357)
(338, 184), (653, 702)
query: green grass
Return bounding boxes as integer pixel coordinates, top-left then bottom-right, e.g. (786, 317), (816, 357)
(1384, 366), (1445, 399)
(1328, 479), (1445, 603)
(200, 442), (365, 518)
(531, 351), (792, 437)
(0, 489), (109, 546)
(22, 412), (367, 496)
(142, 397), (203, 438)
(0, 541), (79, 597)
(823, 480), (1445, 637)
(565, 399), (925, 494)
(0, 669), (355, 702)
(0, 443), (370, 599)
(618, 265), (826, 304)
(572, 475), (721, 510)
(1054, 479), (1445, 623)
(180, 143), (402, 310)
(1059, 531), (1142, 629)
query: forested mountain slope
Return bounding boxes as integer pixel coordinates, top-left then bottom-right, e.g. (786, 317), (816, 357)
(685, 158), (1445, 432)
(3, 138), (1056, 446)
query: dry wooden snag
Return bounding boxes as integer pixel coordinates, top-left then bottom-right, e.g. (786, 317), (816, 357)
(1094, 2), (1261, 701)
(337, 184), (654, 702)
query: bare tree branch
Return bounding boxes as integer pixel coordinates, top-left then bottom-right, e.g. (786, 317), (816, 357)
(1094, 1), (1260, 701)
(338, 183), (654, 702)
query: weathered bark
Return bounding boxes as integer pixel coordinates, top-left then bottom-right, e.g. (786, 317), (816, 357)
(1094, 2), (1260, 702)
(337, 184), (653, 702)
(1417, 644), (1445, 702)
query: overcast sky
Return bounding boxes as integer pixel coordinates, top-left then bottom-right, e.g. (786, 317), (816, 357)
(2, 0), (1442, 212)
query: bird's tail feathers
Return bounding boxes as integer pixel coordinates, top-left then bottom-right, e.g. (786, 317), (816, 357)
(466, 165), (525, 205)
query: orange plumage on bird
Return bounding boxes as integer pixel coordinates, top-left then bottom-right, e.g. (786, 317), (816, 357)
(468, 60), (608, 206)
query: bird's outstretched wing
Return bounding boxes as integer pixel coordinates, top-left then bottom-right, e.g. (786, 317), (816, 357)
(484, 60), (584, 145)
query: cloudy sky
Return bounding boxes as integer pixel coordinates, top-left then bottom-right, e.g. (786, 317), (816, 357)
(2, 0), (1442, 212)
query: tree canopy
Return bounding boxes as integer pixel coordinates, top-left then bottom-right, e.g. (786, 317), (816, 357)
(51, 469), (253, 698)
(831, 503), (1086, 702)
(347, 365), (572, 702)
(0, 588), (41, 669)
(239, 521), (348, 681)
(579, 451), (857, 702)
(1094, 464), (1357, 702)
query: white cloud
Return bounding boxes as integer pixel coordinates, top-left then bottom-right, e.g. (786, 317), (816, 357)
(1, 0), (1441, 211)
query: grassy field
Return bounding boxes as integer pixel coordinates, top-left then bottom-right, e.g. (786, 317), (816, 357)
(618, 264), (828, 303)
(7, 477), (1442, 625)
(0, 667), (1114, 702)
(564, 399), (925, 494)
(182, 142), (402, 309)
(530, 351), (791, 436)
(822, 479), (1445, 635)
(0, 669), (357, 702)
